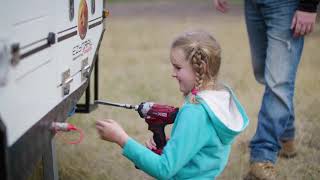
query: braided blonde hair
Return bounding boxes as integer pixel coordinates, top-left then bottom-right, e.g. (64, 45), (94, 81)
(171, 31), (221, 103)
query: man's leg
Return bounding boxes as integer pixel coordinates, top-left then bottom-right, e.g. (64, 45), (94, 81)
(244, 0), (267, 85)
(249, 0), (304, 164)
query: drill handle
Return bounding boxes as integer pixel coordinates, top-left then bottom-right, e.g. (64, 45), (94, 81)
(148, 124), (166, 154)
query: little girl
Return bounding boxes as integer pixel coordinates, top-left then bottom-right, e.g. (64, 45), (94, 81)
(96, 30), (249, 179)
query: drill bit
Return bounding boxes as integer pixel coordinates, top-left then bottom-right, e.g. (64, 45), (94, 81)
(94, 100), (138, 110)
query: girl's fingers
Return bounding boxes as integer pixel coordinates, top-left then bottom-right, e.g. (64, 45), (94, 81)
(150, 139), (156, 147)
(145, 139), (151, 147)
(95, 123), (104, 129)
(147, 144), (156, 150)
(146, 142), (153, 149)
(145, 138), (157, 150)
(96, 120), (105, 126)
(96, 120), (113, 128)
(96, 125), (103, 131)
(104, 119), (113, 123)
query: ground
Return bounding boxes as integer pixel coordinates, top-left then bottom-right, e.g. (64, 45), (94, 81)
(55, 1), (320, 180)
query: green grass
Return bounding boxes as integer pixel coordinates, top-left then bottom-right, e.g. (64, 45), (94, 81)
(55, 1), (320, 180)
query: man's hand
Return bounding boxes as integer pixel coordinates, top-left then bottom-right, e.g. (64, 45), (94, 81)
(96, 119), (129, 147)
(213, 0), (229, 13)
(291, 10), (317, 37)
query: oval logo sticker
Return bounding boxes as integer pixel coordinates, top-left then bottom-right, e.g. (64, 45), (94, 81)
(78, 0), (88, 40)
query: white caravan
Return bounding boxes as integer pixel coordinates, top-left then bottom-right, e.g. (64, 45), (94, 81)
(0, 0), (108, 179)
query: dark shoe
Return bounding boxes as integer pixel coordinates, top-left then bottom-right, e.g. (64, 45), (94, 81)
(244, 162), (276, 180)
(279, 140), (297, 158)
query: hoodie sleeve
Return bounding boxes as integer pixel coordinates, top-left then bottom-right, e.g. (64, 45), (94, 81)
(122, 105), (212, 179)
(298, 0), (319, 12)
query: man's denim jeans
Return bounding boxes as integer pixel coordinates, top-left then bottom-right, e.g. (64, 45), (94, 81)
(244, 0), (304, 164)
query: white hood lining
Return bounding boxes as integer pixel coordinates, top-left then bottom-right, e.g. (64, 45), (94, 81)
(198, 89), (244, 131)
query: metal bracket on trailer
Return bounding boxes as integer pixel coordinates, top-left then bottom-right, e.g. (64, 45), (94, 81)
(75, 29), (105, 113)
(75, 54), (99, 113)
(72, 0), (109, 114)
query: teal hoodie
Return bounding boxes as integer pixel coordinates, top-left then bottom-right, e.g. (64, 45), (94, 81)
(123, 86), (249, 179)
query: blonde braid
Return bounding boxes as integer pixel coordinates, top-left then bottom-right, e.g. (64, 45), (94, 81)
(188, 46), (208, 103)
(190, 47), (207, 90)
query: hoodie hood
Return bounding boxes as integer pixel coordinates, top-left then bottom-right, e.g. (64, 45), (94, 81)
(196, 85), (249, 145)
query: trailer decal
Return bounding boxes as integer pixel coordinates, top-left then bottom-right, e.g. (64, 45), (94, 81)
(72, 39), (92, 61)
(78, 0), (88, 40)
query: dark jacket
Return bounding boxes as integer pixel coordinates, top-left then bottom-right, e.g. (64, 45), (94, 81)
(299, 0), (319, 12)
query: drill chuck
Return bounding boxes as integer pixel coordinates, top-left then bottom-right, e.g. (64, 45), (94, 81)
(137, 102), (154, 118)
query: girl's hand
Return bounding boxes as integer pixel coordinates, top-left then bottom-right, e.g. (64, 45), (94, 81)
(145, 137), (157, 150)
(145, 136), (171, 150)
(96, 119), (129, 147)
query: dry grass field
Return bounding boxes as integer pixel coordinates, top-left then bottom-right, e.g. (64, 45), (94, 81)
(56, 1), (320, 179)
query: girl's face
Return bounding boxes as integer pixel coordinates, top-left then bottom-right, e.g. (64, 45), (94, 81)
(170, 48), (196, 95)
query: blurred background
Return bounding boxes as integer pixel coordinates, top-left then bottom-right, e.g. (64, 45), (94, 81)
(54, 0), (320, 179)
